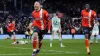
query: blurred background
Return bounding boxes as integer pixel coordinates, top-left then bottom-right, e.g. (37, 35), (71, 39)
(0, 0), (100, 34)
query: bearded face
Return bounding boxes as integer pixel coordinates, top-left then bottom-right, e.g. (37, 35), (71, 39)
(34, 2), (41, 11)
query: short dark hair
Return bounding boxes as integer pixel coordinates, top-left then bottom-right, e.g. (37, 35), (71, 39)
(9, 19), (15, 23)
(85, 4), (90, 8)
(35, 1), (41, 5)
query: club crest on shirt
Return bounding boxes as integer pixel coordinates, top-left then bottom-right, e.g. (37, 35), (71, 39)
(83, 17), (88, 19)
(35, 18), (42, 20)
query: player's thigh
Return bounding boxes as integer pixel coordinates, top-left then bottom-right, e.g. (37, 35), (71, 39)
(13, 32), (15, 35)
(52, 30), (55, 34)
(30, 30), (33, 35)
(82, 27), (89, 34)
(33, 26), (40, 38)
(38, 33), (43, 41)
(57, 30), (61, 35)
(92, 31), (96, 35)
(52, 28), (58, 33)
(38, 30), (46, 41)
(52, 29), (57, 34)
(95, 31), (99, 35)
(8, 32), (11, 36)
(10, 32), (13, 36)
(82, 27), (90, 39)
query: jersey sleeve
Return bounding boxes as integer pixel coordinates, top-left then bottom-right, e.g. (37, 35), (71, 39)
(44, 10), (49, 20)
(44, 10), (51, 30)
(92, 11), (96, 18)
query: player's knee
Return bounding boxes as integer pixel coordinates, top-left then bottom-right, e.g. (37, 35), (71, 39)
(34, 32), (38, 37)
(39, 40), (42, 43)
(52, 31), (54, 34)
(58, 31), (61, 34)
(85, 34), (89, 39)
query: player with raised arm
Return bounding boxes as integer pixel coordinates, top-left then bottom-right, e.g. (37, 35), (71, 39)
(30, 1), (51, 56)
(50, 13), (65, 47)
(81, 4), (96, 54)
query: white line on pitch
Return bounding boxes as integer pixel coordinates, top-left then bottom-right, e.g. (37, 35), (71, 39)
(0, 52), (79, 56)
(0, 46), (79, 54)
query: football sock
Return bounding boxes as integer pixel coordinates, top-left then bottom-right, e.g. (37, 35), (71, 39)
(38, 41), (42, 49)
(95, 36), (98, 43)
(58, 34), (62, 45)
(90, 35), (94, 43)
(59, 37), (62, 45)
(32, 37), (37, 51)
(85, 39), (89, 49)
(13, 35), (16, 42)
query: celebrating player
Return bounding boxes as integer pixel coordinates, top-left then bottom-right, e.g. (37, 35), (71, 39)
(81, 4), (96, 54)
(6, 20), (16, 43)
(90, 20), (99, 44)
(31, 1), (51, 56)
(50, 13), (65, 47)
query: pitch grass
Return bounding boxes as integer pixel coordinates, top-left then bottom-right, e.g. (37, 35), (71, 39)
(0, 39), (100, 56)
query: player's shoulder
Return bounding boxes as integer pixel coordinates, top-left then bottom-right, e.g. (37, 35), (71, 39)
(52, 17), (57, 19)
(57, 17), (60, 19)
(81, 9), (85, 12)
(52, 17), (60, 20)
(9, 23), (12, 26)
(42, 9), (48, 13)
(91, 10), (95, 12)
(52, 17), (55, 20)
(58, 18), (61, 21)
(42, 9), (47, 12)
(11, 23), (14, 26)
(10, 23), (13, 25)
(91, 10), (96, 13)
(31, 11), (36, 16)
(32, 10), (36, 14)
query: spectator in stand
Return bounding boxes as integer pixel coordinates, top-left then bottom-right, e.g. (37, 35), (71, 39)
(0, 23), (3, 34)
(71, 26), (75, 39)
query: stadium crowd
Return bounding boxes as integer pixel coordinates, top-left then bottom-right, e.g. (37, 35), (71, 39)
(0, 0), (100, 34)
